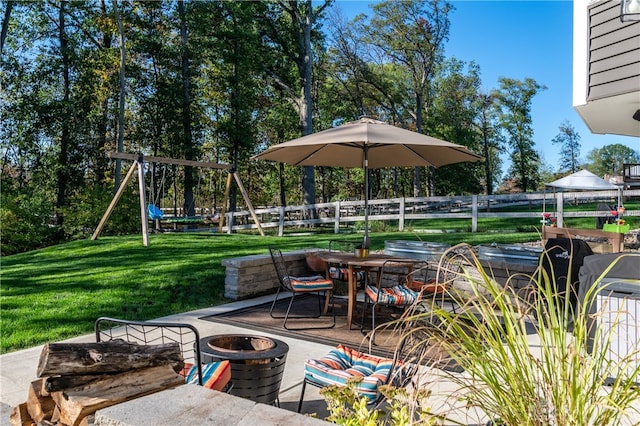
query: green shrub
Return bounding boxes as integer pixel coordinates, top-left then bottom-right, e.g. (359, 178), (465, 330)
(0, 189), (57, 255)
(61, 185), (141, 239)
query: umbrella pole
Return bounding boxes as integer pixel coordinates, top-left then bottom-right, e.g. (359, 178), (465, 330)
(363, 146), (370, 249)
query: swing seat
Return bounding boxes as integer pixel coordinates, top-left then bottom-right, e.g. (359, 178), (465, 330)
(148, 204), (164, 220)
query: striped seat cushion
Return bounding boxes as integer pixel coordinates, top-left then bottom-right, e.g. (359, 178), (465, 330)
(408, 278), (447, 294)
(181, 361), (232, 391)
(303, 344), (395, 401)
(365, 284), (419, 305)
(284, 275), (333, 291)
(329, 267), (367, 283)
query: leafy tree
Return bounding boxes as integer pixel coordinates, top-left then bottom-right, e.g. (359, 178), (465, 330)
(200, 1), (265, 215)
(493, 77), (546, 192)
(551, 120), (581, 173)
(473, 90), (503, 195)
(364, 0), (452, 196)
(429, 58), (483, 195)
(585, 143), (640, 177)
(258, 0), (331, 210)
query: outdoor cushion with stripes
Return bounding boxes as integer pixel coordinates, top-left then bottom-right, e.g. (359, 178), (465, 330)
(303, 344), (394, 401)
(181, 360), (232, 391)
(329, 267), (367, 283)
(408, 278), (447, 294)
(365, 284), (419, 305)
(283, 275), (333, 291)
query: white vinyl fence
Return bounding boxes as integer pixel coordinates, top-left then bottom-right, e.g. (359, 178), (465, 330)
(214, 189), (639, 235)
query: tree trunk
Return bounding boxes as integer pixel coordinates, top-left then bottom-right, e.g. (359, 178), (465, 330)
(414, 92), (423, 197)
(54, 0), (71, 228)
(178, 0), (195, 217)
(300, 0), (316, 216)
(0, 0), (13, 56)
(112, 0), (126, 192)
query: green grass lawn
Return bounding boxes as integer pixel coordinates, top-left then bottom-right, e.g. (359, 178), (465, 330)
(1, 229), (544, 354)
(2, 201), (637, 354)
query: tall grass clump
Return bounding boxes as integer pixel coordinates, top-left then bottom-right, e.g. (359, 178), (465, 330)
(405, 244), (640, 425)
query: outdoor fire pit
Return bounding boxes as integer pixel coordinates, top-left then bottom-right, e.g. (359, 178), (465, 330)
(198, 334), (289, 405)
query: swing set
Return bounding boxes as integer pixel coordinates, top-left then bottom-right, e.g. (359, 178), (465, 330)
(91, 152), (264, 246)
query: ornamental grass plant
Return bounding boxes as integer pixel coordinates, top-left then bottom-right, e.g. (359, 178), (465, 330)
(320, 245), (640, 425)
(401, 244), (640, 425)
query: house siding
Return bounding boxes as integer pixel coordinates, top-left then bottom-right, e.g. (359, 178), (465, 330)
(587, 0), (640, 101)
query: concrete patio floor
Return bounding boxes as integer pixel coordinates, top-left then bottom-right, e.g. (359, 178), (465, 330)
(0, 294), (339, 425)
(2, 293), (639, 425)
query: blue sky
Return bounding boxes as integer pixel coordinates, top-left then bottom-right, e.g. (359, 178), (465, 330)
(329, 0), (640, 173)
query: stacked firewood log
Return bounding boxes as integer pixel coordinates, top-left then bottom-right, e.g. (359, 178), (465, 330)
(9, 340), (186, 426)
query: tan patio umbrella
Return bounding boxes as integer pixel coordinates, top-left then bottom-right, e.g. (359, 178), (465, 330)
(254, 117), (484, 247)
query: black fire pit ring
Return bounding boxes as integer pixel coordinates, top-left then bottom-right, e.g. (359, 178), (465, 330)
(198, 334), (289, 405)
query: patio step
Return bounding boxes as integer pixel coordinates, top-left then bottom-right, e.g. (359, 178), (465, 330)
(94, 384), (331, 426)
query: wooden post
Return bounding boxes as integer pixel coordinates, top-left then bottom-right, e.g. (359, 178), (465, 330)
(137, 157), (149, 246)
(472, 195), (478, 233)
(219, 171), (233, 233)
(556, 192), (564, 228)
(278, 206), (285, 237)
(233, 171), (264, 236)
(91, 162), (138, 241)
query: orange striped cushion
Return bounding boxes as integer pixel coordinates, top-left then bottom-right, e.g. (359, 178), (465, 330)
(181, 361), (232, 391)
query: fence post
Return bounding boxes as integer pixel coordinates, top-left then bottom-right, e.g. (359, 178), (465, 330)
(278, 206), (285, 237)
(334, 201), (341, 234)
(399, 198), (405, 231)
(472, 195), (478, 232)
(556, 192), (564, 227)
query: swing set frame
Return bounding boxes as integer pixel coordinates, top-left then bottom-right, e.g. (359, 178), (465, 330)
(91, 152), (264, 246)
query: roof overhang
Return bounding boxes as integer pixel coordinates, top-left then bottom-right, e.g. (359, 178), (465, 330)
(574, 91), (640, 137)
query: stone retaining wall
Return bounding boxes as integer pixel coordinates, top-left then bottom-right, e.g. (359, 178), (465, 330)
(221, 249), (539, 301)
(221, 249), (319, 300)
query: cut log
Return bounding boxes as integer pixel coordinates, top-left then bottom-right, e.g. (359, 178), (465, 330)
(9, 402), (34, 426)
(37, 340), (183, 377)
(50, 405), (61, 424)
(45, 374), (112, 392)
(50, 364), (185, 426)
(26, 378), (55, 423)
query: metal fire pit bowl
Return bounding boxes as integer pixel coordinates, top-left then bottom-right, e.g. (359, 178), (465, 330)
(199, 334), (289, 405)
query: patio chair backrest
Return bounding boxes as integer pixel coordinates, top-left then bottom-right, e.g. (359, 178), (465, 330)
(269, 247), (292, 289)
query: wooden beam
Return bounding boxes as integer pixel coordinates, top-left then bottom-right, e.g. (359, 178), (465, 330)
(137, 158), (149, 246)
(219, 171), (233, 232)
(109, 152), (231, 170)
(233, 172), (264, 236)
(91, 162), (138, 241)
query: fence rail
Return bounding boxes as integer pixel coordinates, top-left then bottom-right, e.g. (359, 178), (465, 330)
(171, 189), (639, 235)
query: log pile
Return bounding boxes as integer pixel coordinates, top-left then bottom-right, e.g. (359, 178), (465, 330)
(9, 340), (186, 426)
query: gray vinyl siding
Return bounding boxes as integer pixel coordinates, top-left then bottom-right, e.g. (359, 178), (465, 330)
(587, 0), (640, 101)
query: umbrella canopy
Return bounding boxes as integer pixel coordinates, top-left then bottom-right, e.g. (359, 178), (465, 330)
(254, 117), (484, 247)
(545, 169), (617, 190)
(255, 117), (483, 169)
